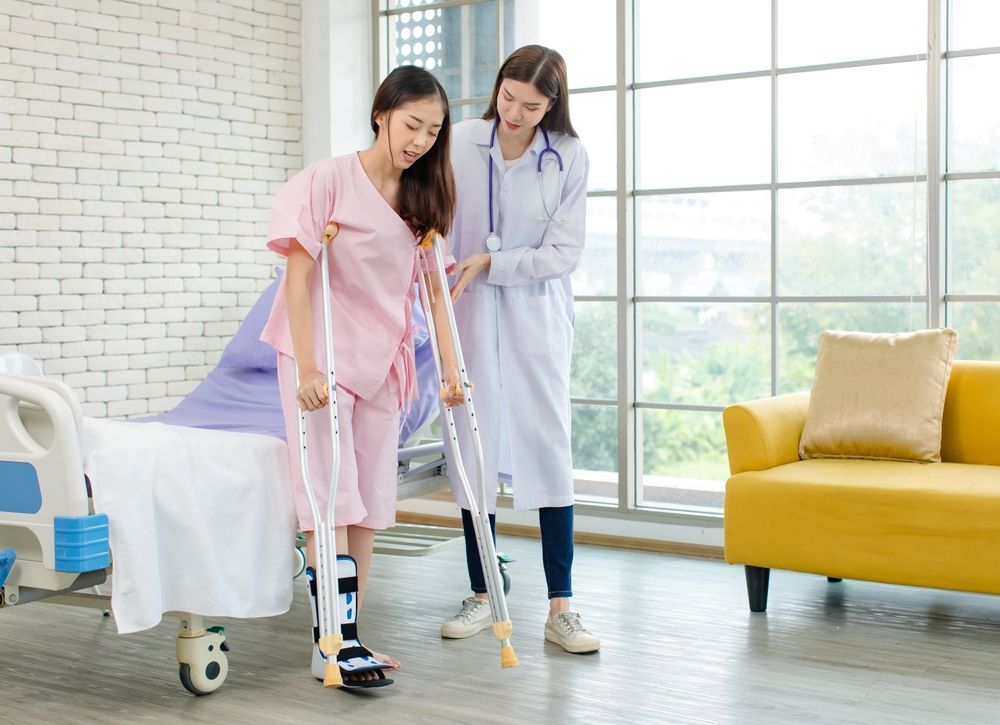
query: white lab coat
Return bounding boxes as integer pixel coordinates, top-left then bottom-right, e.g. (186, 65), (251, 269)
(447, 118), (589, 512)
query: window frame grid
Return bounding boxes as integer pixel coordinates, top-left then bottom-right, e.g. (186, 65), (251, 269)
(374, 0), (1000, 526)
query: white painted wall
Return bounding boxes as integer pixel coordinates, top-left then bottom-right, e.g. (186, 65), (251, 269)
(301, 0), (374, 163)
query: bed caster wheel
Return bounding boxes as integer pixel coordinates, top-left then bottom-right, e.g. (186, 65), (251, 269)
(177, 625), (229, 695)
(498, 552), (514, 595)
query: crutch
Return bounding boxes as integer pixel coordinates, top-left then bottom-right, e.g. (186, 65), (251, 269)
(294, 232), (343, 687)
(417, 230), (519, 669)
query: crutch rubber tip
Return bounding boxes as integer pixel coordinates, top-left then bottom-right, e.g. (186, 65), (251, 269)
(500, 645), (519, 669)
(323, 662), (344, 688)
(492, 620), (513, 640)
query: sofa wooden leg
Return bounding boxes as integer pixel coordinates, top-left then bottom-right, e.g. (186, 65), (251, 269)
(744, 565), (770, 612)
(827, 577), (843, 583)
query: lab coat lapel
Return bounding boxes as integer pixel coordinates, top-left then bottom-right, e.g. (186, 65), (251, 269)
(526, 125), (548, 169)
(483, 121), (507, 177)
(480, 119), (549, 176)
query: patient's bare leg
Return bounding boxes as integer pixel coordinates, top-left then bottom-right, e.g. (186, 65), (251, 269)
(344, 526), (373, 606)
(305, 531), (316, 568)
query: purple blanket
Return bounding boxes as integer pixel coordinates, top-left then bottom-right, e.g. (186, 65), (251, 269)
(138, 278), (440, 445)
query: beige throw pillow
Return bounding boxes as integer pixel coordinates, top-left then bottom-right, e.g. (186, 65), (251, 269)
(799, 329), (959, 463)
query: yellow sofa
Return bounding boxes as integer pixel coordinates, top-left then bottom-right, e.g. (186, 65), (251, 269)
(722, 360), (1000, 612)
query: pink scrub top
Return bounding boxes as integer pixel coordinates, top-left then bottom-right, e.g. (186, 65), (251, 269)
(260, 152), (453, 407)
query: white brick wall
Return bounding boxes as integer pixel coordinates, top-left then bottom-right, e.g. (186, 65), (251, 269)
(0, 0), (302, 418)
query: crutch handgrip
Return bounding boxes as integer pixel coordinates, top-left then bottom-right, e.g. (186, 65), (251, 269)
(439, 379), (464, 405)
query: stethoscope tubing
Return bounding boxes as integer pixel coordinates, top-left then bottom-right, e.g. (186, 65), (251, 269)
(487, 119), (564, 239)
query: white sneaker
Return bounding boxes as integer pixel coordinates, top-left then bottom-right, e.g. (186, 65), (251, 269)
(544, 611), (600, 653)
(440, 596), (492, 639)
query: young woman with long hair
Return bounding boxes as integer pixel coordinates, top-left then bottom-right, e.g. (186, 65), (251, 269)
(261, 65), (463, 687)
(440, 45), (600, 654)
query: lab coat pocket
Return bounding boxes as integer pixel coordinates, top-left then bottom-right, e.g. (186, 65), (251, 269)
(510, 293), (565, 356)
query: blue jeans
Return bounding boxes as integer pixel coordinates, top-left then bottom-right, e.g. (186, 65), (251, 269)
(461, 505), (574, 599)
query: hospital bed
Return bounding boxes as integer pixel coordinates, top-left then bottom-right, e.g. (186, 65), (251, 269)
(0, 282), (452, 696)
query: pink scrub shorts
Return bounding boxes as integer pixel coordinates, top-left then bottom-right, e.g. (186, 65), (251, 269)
(277, 353), (401, 531)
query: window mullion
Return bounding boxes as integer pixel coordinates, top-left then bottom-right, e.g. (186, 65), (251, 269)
(927, 0), (947, 328)
(618, 0), (636, 513)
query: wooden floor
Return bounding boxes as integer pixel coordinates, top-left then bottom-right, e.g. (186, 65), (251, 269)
(3, 535), (1000, 724)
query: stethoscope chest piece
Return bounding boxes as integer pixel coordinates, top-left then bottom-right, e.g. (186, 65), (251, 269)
(485, 232), (502, 252)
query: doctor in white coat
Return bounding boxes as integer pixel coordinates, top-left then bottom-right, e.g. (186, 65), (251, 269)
(439, 45), (600, 654)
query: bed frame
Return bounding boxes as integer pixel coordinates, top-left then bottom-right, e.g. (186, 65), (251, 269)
(0, 371), (451, 695)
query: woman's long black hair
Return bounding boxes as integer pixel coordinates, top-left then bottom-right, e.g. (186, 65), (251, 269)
(370, 65), (456, 238)
(483, 45), (577, 138)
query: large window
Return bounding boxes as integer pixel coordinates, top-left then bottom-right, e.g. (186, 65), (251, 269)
(376, 0), (1000, 521)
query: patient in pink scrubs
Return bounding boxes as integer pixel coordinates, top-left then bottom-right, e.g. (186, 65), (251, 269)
(260, 66), (463, 688)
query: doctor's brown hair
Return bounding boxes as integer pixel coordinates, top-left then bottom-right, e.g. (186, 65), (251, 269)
(483, 45), (578, 138)
(370, 65), (456, 238)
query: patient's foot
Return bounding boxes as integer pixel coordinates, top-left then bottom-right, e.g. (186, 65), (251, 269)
(313, 647), (397, 684)
(369, 650), (400, 671)
(344, 669), (384, 684)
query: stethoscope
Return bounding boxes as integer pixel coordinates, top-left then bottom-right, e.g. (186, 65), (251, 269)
(485, 119), (565, 252)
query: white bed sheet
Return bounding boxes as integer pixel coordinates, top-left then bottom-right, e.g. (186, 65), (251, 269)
(82, 418), (297, 634)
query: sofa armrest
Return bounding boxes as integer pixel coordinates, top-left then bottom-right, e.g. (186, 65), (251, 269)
(722, 392), (810, 475)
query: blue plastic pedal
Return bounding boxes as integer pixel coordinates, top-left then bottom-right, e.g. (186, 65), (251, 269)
(53, 514), (110, 572)
(0, 548), (15, 589)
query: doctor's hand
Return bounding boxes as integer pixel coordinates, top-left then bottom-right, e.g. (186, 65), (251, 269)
(439, 367), (469, 408)
(296, 369), (330, 411)
(450, 253), (491, 302)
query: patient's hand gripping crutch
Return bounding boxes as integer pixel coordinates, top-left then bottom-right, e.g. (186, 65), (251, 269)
(418, 230), (519, 669)
(294, 236), (343, 688)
